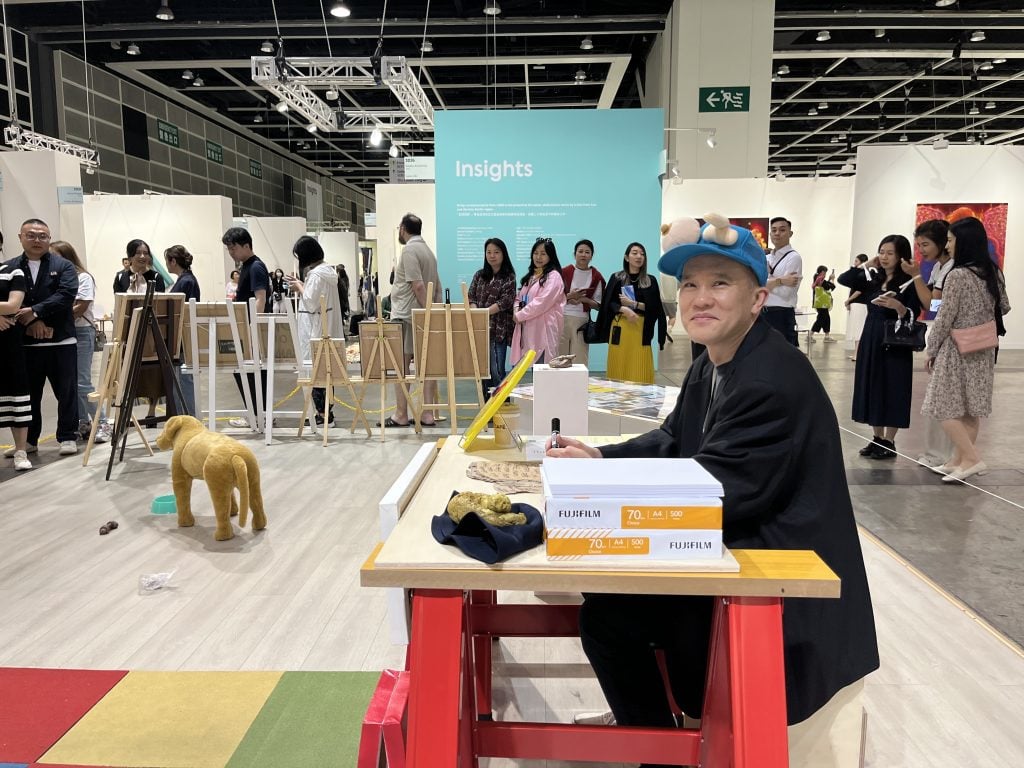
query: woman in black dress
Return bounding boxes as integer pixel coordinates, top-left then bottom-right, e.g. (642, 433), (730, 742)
(838, 234), (922, 459)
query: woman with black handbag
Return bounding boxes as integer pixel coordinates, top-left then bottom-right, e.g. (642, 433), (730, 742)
(838, 235), (922, 459)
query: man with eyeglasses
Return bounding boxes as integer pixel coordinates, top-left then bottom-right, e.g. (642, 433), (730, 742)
(2, 219), (81, 457)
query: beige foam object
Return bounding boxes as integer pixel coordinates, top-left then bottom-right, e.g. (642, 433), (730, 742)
(466, 461), (543, 495)
(701, 212), (739, 246)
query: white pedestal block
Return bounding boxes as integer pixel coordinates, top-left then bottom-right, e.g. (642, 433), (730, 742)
(532, 363), (589, 436)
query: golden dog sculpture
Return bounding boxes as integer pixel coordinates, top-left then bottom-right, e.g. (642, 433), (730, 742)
(156, 415), (267, 541)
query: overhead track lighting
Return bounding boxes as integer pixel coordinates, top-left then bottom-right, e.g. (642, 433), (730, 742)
(933, 136), (950, 150)
(830, 135), (838, 144)
(182, 69), (194, 80)
(816, 30), (831, 42)
(935, 0), (956, 5)
(369, 127), (383, 146)
(483, 0), (501, 16)
(985, 100), (996, 110)
(420, 40), (433, 53)
(575, 69), (587, 82)
(389, 144), (399, 158)
(969, 102), (979, 115)
(899, 134), (908, 142)
(192, 77), (204, 87)
(808, 107), (818, 116)
(126, 43), (141, 56)
(992, 57), (1007, 65)
(774, 167), (786, 182)
(156, 1), (174, 21)
(275, 101), (290, 113)
(818, 101), (828, 110)
(307, 123), (318, 133)
(254, 114), (263, 123)
(776, 65), (790, 76)
(260, 40), (275, 54)
(978, 61), (994, 71)
(969, 30), (985, 43)
(874, 29), (885, 38)
(329, 1), (352, 19)
(325, 88), (339, 101)
(840, 162), (855, 174)
(580, 37), (594, 51)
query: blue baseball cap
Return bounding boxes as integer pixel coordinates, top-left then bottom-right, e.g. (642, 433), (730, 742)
(658, 223), (769, 286)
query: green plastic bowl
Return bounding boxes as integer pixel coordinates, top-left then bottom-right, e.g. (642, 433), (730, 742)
(151, 495), (177, 515)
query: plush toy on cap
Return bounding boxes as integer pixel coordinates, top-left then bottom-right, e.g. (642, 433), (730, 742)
(659, 217), (702, 255)
(658, 212), (769, 287)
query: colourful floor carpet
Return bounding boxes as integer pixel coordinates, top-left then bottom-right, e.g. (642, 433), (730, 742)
(0, 669), (383, 768)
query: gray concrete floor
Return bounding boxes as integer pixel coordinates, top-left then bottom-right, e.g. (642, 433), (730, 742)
(5, 333), (1023, 647)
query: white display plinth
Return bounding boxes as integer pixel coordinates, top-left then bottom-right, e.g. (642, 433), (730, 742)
(531, 363), (589, 436)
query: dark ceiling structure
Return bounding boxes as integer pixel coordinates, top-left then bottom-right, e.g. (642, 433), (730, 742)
(6, 1), (1024, 189)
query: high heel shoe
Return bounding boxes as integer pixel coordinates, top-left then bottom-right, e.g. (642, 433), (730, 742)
(941, 461), (988, 483)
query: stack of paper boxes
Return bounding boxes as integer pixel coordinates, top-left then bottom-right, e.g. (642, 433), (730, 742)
(541, 458), (724, 562)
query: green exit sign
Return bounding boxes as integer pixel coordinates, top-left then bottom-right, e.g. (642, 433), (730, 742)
(249, 159), (263, 179)
(157, 119), (180, 147)
(699, 87), (750, 112)
(206, 140), (223, 164)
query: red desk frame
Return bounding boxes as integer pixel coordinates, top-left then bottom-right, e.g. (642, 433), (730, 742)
(404, 588), (788, 767)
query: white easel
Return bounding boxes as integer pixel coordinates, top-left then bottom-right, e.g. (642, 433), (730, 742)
(184, 300), (257, 432)
(253, 299), (304, 444)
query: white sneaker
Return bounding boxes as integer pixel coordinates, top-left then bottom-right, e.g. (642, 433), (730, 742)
(59, 440), (78, 455)
(4, 444), (37, 458)
(95, 423), (112, 444)
(12, 450), (32, 471)
(823, 336), (837, 343)
(572, 711), (616, 726)
(228, 417), (252, 428)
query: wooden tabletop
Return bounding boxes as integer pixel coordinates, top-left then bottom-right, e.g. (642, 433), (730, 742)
(360, 439), (841, 599)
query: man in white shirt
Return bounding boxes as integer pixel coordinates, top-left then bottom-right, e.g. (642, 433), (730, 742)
(763, 216), (802, 346)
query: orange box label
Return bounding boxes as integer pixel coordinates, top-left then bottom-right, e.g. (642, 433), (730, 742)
(546, 536), (650, 556)
(619, 505), (722, 529)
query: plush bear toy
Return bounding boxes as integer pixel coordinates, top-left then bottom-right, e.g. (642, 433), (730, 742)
(156, 415), (267, 542)
(660, 216), (702, 255)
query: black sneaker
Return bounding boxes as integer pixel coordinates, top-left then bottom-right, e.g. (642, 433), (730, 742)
(315, 413), (335, 427)
(859, 438), (881, 457)
(869, 439), (897, 460)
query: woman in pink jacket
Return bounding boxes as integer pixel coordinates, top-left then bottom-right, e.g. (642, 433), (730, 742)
(511, 238), (566, 364)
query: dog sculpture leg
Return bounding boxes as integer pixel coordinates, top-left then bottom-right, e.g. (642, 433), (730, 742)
(209, 481), (236, 541)
(171, 451), (195, 528)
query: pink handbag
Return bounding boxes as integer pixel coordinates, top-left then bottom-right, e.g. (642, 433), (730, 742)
(950, 320), (998, 354)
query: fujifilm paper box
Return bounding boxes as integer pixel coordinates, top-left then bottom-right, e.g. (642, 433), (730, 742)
(545, 528), (723, 561)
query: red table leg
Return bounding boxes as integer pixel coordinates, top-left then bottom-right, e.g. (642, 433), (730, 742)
(469, 590), (496, 720)
(701, 596), (789, 768)
(407, 589), (466, 768)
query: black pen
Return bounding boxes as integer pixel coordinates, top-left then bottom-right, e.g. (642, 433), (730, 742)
(550, 418), (561, 449)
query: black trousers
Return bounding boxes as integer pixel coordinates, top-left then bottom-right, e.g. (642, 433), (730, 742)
(311, 387), (334, 417)
(762, 306), (798, 346)
(26, 344), (79, 444)
(233, 370), (268, 418)
(579, 593), (714, 731)
(811, 308), (831, 334)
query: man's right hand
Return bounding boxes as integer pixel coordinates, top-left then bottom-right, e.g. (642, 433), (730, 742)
(779, 274), (801, 287)
(25, 321), (51, 340)
(545, 434), (603, 459)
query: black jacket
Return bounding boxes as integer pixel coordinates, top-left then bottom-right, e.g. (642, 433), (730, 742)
(600, 318), (879, 724)
(599, 272), (667, 349)
(3, 252), (78, 345)
(113, 269), (166, 294)
(170, 271), (201, 301)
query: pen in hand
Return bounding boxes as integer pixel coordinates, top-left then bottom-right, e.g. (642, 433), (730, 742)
(550, 418), (561, 449)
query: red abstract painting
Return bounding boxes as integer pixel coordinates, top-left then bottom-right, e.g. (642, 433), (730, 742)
(914, 202), (1007, 269)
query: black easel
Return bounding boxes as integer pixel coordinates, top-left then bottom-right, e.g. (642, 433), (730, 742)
(106, 281), (187, 480)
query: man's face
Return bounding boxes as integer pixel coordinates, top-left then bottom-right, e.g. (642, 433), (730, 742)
(18, 223), (51, 259)
(769, 220), (792, 249)
(225, 241), (252, 264)
(122, 257), (130, 269)
(397, 225), (408, 245)
(677, 255), (768, 349)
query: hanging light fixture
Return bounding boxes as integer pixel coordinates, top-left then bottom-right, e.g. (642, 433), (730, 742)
(574, 69), (587, 82)
(260, 40), (275, 53)
(978, 61), (994, 71)
(830, 135), (839, 144)
(369, 127), (383, 146)
(992, 57), (1007, 64)
(325, 88), (339, 101)
(156, 1), (174, 21)
(818, 101), (828, 110)
(985, 100), (996, 110)
(808, 107), (818, 116)
(307, 123), (318, 134)
(483, 0), (501, 16)
(182, 69), (194, 80)
(874, 29), (886, 38)
(580, 37), (594, 51)
(254, 114), (263, 124)
(192, 76), (204, 87)
(935, 0), (956, 5)
(969, 30), (985, 42)
(275, 101), (290, 113)
(776, 64), (790, 76)
(330, 1), (352, 19)
(389, 144), (399, 158)
(816, 30), (831, 42)
(969, 102), (980, 115)
(420, 40), (433, 53)
(899, 133), (908, 142)
(126, 43), (141, 56)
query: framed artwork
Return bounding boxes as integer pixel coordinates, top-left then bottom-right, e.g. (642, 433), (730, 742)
(915, 203), (1007, 270)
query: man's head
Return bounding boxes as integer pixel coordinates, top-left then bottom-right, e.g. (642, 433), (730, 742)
(18, 219), (51, 260)
(769, 217), (793, 250)
(398, 213), (422, 245)
(222, 227), (254, 264)
(122, 257), (131, 269)
(677, 255), (768, 353)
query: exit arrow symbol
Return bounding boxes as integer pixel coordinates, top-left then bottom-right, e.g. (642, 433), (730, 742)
(705, 92), (720, 108)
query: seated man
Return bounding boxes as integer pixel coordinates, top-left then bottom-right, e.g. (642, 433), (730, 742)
(547, 220), (879, 761)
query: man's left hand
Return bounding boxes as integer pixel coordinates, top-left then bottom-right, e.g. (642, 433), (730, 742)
(14, 308), (35, 325)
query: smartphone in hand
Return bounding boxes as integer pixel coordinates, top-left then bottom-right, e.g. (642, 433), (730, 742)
(870, 290), (897, 305)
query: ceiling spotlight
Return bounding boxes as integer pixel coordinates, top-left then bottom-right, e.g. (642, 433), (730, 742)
(307, 123), (318, 133)
(329, 1), (351, 18)
(575, 69), (587, 82)
(254, 114), (263, 123)
(967, 134), (976, 144)
(969, 30), (985, 43)
(985, 100), (996, 110)
(874, 28), (886, 38)
(993, 57), (1007, 65)
(935, 0), (956, 5)
(126, 43), (141, 56)
(933, 136), (950, 150)
(978, 61), (994, 71)
(776, 64), (790, 76)
(483, 0), (501, 16)
(369, 127), (383, 146)
(580, 37), (594, 51)
(899, 133), (908, 142)
(816, 30), (831, 42)
(192, 77), (204, 87)
(325, 88), (339, 101)
(155, 1), (174, 21)
(420, 39), (433, 53)
(808, 107), (818, 116)
(830, 135), (838, 144)
(182, 69), (194, 80)
(275, 100), (289, 113)
(389, 144), (399, 158)
(775, 167), (786, 182)
(260, 40), (274, 54)
(838, 131), (847, 140)
(841, 162), (855, 174)
(818, 101), (828, 110)
(969, 102), (980, 115)
(110, 41), (121, 50)
(705, 131), (717, 149)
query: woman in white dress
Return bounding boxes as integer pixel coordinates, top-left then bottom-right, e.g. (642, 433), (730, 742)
(287, 236), (344, 427)
(843, 253), (871, 361)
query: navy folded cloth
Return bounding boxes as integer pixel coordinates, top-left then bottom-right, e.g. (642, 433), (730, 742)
(431, 497), (544, 565)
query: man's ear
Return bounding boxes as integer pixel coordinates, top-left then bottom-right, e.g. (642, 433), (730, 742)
(752, 286), (770, 315)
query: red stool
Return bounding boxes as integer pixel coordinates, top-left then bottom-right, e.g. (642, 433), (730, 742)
(357, 669), (411, 768)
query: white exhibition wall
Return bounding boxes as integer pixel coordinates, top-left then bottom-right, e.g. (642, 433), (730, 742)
(83, 194), (233, 314)
(236, 216), (307, 276)
(316, 230), (360, 310)
(852, 144), (1023, 347)
(0, 150), (86, 260)
(373, 183), (436, 294)
(661, 175), (856, 336)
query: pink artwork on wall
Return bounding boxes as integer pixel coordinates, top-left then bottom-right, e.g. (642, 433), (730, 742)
(915, 202), (1007, 269)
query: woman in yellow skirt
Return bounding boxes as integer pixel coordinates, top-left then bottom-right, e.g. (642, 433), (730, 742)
(604, 242), (666, 384)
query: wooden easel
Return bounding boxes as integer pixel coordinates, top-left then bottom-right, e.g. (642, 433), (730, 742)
(411, 283), (488, 434)
(355, 295), (422, 441)
(105, 283), (187, 480)
(297, 298), (372, 444)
